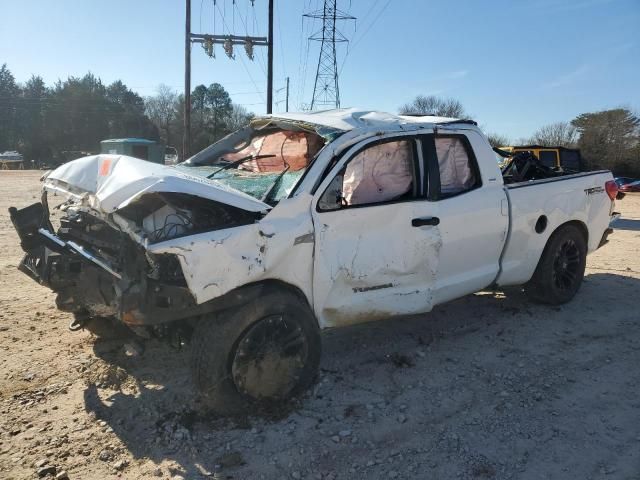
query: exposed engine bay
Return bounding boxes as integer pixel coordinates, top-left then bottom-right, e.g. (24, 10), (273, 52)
(9, 190), (263, 334)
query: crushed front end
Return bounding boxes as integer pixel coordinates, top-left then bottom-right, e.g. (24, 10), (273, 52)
(8, 154), (267, 334)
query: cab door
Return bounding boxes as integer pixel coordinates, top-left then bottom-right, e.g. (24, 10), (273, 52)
(311, 132), (442, 328)
(425, 129), (509, 304)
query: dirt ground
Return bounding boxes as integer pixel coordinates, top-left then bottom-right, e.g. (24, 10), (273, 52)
(0, 170), (639, 480)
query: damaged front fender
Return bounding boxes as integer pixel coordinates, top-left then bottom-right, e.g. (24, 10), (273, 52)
(148, 193), (316, 306)
(9, 158), (315, 329)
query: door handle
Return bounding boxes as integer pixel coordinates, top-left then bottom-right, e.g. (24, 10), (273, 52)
(411, 217), (440, 227)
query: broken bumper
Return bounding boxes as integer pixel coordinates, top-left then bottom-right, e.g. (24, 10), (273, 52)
(9, 203), (198, 326)
(9, 203), (119, 286)
(598, 212), (621, 249)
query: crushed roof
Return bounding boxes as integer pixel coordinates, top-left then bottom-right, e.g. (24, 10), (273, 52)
(262, 107), (461, 132)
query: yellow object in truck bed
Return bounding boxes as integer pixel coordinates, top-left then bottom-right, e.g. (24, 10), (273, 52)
(500, 145), (583, 171)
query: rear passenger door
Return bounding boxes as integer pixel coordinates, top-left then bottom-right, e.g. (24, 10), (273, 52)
(421, 129), (509, 304)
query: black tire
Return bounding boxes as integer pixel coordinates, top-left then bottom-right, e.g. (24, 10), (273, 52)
(191, 288), (321, 414)
(525, 224), (587, 305)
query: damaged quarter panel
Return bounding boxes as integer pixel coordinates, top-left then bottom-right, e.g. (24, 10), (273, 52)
(148, 193), (315, 306)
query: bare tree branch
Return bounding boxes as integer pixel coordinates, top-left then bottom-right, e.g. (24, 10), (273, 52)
(399, 95), (467, 118)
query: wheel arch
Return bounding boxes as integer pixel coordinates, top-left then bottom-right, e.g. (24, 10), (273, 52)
(199, 278), (316, 323)
(242, 278), (313, 309)
(553, 219), (588, 245)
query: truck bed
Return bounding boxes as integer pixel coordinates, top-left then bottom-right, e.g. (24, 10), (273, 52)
(497, 169), (614, 287)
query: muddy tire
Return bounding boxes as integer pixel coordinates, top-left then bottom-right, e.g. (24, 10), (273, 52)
(71, 314), (133, 340)
(191, 289), (321, 414)
(525, 224), (587, 305)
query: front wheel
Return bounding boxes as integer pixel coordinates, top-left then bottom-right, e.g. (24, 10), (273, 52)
(525, 224), (587, 305)
(191, 289), (321, 414)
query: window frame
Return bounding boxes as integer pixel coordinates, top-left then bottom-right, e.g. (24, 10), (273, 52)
(538, 149), (559, 168)
(425, 133), (483, 201)
(315, 135), (423, 213)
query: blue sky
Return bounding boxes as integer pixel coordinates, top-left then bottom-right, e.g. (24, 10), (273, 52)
(1, 0), (638, 139)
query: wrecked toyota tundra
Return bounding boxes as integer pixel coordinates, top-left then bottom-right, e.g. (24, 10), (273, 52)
(9, 109), (620, 411)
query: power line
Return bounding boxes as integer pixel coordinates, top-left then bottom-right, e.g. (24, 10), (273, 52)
(297, 0), (320, 109)
(338, 0), (390, 76)
(238, 53), (266, 103)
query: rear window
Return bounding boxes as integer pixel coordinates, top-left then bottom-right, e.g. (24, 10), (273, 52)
(538, 150), (558, 168)
(561, 150), (581, 171)
(435, 137), (480, 197)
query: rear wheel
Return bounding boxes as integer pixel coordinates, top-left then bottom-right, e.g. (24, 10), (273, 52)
(191, 289), (321, 414)
(525, 224), (587, 305)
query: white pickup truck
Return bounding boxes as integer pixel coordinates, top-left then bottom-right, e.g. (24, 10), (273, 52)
(9, 109), (619, 411)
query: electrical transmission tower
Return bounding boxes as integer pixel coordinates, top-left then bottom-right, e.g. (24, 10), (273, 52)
(304, 1), (355, 110)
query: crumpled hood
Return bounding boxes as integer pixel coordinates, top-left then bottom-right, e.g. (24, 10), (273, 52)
(43, 154), (271, 213)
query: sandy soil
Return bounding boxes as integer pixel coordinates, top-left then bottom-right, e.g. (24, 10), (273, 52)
(1, 170), (639, 480)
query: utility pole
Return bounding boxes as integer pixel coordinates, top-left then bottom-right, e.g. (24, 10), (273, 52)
(305, 1), (355, 110)
(185, 0), (274, 147)
(266, 0), (274, 114)
(285, 76), (289, 112)
(183, 0), (191, 159)
(275, 77), (290, 113)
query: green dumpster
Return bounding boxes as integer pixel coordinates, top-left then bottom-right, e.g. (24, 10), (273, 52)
(100, 138), (166, 164)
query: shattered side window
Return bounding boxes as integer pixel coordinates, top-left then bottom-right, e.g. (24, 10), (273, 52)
(342, 140), (415, 206)
(435, 137), (479, 197)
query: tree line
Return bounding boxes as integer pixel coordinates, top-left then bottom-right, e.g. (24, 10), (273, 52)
(2, 65), (638, 176)
(144, 82), (252, 156)
(0, 64), (252, 165)
(400, 95), (640, 176)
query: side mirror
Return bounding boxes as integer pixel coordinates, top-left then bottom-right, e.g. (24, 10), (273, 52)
(318, 174), (344, 211)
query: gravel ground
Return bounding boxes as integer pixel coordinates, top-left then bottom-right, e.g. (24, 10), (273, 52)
(1, 170), (639, 480)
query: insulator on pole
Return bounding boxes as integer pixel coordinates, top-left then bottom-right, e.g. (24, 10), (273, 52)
(244, 38), (254, 60)
(202, 36), (215, 57)
(223, 37), (234, 59)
